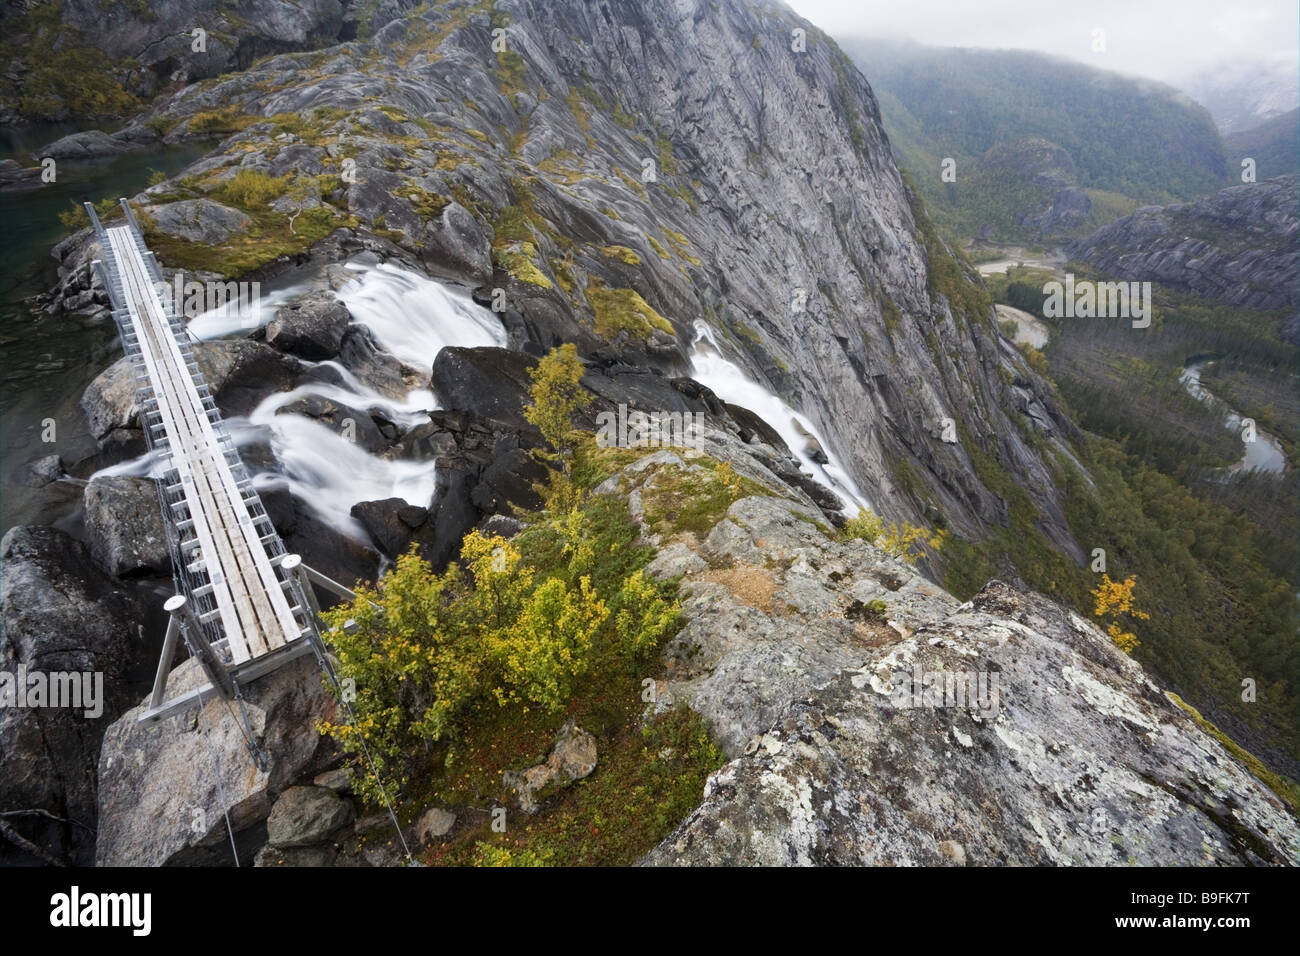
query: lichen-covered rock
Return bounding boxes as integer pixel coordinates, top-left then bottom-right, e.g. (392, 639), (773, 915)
(505, 719), (598, 814)
(147, 199), (252, 245)
(265, 785), (355, 848)
(594, 446), (1300, 866)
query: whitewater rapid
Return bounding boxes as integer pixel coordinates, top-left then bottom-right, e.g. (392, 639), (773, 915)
(689, 321), (870, 515)
(95, 261), (507, 540)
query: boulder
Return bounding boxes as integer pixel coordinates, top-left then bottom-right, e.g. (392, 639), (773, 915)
(83, 476), (170, 577)
(36, 129), (136, 161)
(338, 325), (424, 400)
(415, 806), (456, 843)
(276, 393), (388, 454)
(260, 484), (382, 592)
(265, 785), (356, 848)
(505, 719), (598, 814)
(81, 357), (143, 457)
(265, 292), (352, 360)
(95, 654), (337, 866)
(0, 526), (152, 865)
(350, 497), (429, 558)
(146, 199), (252, 245)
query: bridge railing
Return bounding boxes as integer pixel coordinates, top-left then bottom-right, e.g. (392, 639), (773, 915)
(86, 200), (319, 667)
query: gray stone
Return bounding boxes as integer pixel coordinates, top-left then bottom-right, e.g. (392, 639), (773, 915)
(95, 655), (337, 866)
(415, 806), (456, 843)
(265, 291), (352, 360)
(266, 785), (356, 848)
(83, 476), (170, 576)
(313, 768), (352, 793)
(147, 199), (253, 244)
(506, 720), (598, 814)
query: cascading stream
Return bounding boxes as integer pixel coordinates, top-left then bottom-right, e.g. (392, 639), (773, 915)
(688, 320), (871, 515)
(95, 261), (507, 540)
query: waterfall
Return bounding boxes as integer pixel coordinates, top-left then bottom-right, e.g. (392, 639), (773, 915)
(688, 320), (871, 515)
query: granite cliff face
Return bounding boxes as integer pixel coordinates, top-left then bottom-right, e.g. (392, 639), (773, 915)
(1069, 175), (1300, 321)
(50, 0), (1082, 555)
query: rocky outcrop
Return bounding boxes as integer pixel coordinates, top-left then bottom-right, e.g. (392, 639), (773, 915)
(0, 526), (153, 865)
(551, 449), (1300, 866)
(1069, 175), (1300, 317)
(95, 655), (337, 866)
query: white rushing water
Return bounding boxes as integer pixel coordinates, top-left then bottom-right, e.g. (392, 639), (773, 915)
(96, 261), (507, 540)
(689, 320), (870, 515)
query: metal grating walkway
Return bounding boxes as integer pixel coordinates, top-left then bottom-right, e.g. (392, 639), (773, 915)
(88, 201), (317, 704)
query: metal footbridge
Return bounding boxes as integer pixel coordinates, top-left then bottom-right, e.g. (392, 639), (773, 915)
(87, 200), (357, 735)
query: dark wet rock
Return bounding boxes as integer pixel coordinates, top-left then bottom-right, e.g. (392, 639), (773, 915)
(431, 346), (538, 429)
(277, 393), (389, 454)
(480, 514), (523, 539)
(392, 409), (546, 569)
(193, 339), (304, 417)
(0, 526), (152, 865)
(338, 325), (423, 400)
(265, 291), (352, 360)
(350, 497), (429, 557)
(259, 484), (382, 592)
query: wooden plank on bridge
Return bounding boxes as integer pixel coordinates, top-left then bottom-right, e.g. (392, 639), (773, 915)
(105, 225), (300, 663)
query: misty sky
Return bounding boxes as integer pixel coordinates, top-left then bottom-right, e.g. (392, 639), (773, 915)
(785, 0), (1299, 86)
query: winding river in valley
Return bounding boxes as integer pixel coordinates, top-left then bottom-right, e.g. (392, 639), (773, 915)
(1179, 360), (1287, 475)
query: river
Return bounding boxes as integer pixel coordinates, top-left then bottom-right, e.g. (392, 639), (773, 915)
(0, 131), (213, 532)
(995, 304), (1050, 349)
(1180, 361), (1287, 475)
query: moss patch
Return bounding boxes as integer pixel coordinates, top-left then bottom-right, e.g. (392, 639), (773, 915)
(587, 280), (674, 340)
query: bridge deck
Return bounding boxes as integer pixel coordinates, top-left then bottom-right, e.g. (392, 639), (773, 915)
(99, 218), (301, 665)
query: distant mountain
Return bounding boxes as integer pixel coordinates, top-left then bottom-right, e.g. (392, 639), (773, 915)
(1179, 55), (1300, 135)
(1225, 108), (1300, 182)
(845, 39), (1229, 244)
(1069, 175), (1300, 327)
